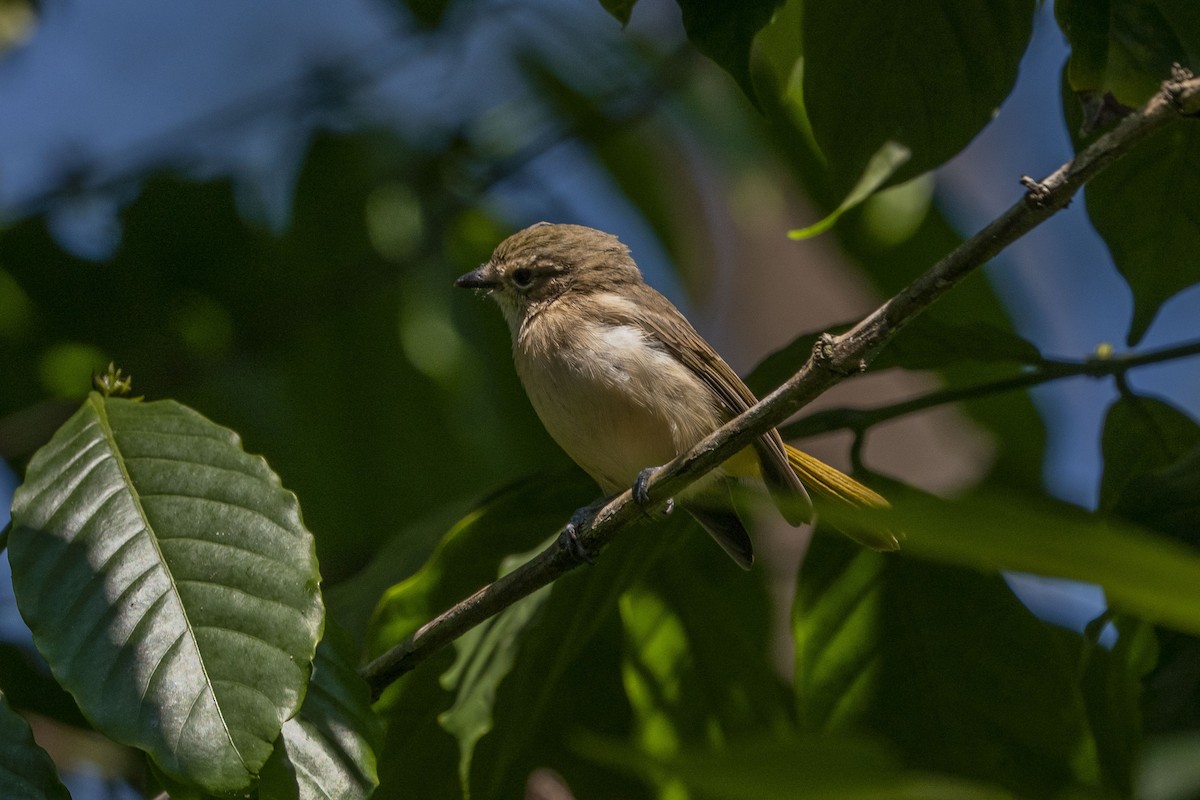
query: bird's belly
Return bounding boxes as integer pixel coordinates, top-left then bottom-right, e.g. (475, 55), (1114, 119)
(516, 323), (724, 493)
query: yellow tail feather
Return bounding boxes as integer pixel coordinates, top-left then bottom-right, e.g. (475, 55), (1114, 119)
(784, 444), (900, 551)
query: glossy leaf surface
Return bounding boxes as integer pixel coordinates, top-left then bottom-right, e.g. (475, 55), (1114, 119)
(8, 394), (324, 793)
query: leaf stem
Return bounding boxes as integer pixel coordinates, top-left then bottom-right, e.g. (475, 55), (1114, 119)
(781, 338), (1200, 439)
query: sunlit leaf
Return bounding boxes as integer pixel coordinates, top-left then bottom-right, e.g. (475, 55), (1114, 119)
(788, 142), (911, 240)
(365, 472), (593, 663)
(439, 547), (553, 797)
(819, 490), (1200, 639)
(616, 536), (793, 799)
(467, 516), (686, 799)
(0, 690), (70, 800)
(8, 393), (324, 793)
(367, 473), (595, 798)
(802, 0), (1034, 194)
(795, 536), (1098, 796)
(259, 626), (381, 800)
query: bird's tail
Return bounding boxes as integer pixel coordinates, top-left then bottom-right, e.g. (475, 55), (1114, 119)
(785, 444), (900, 551)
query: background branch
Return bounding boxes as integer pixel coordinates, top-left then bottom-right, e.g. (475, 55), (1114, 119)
(781, 337), (1200, 440)
(361, 71), (1200, 698)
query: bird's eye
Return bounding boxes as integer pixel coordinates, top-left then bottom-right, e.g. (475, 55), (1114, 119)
(511, 268), (534, 288)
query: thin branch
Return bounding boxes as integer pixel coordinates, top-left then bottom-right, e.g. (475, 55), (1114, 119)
(780, 338), (1200, 440)
(361, 71), (1200, 698)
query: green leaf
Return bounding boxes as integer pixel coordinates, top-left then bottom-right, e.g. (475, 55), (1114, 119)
(258, 626), (381, 800)
(744, 325), (845, 398)
(598, 0), (638, 26)
(1099, 394), (1200, 513)
(1084, 123), (1200, 345)
(577, 731), (1020, 799)
(468, 516), (685, 799)
(367, 472), (595, 798)
(0, 690), (71, 800)
(674, 0), (786, 105)
(614, 535), (793, 799)
(871, 317), (1044, 371)
(819, 489), (1200, 639)
(0, 642), (88, 732)
(1057, 0), (1200, 110)
(802, 0), (1035, 194)
(1080, 616), (1157, 796)
(8, 394), (324, 793)
(439, 547), (554, 797)
(1113, 446), (1200, 547)
(788, 142), (911, 240)
(365, 471), (594, 662)
(627, 541), (793, 735)
(795, 536), (1098, 796)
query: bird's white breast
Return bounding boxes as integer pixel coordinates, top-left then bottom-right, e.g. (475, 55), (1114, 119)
(513, 310), (724, 493)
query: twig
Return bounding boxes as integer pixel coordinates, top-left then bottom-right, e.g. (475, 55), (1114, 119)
(361, 72), (1200, 698)
(780, 338), (1200, 439)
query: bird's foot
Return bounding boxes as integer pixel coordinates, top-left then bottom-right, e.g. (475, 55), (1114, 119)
(558, 503), (601, 564)
(633, 467), (675, 519)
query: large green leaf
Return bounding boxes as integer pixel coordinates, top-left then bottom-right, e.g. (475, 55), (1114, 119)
(818, 490), (1200, 638)
(439, 555), (553, 797)
(622, 535), (794, 740)
(1113, 446), (1200, 548)
(1084, 123), (1200, 345)
(1099, 394), (1200, 514)
(258, 626), (381, 800)
(365, 470), (594, 663)
(802, 0), (1034, 194)
(745, 316), (1042, 401)
(794, 536), (1098, 796)
(8, 394), (324, 793)
(1079, 616), (1157, 796)
(368, 472), (596, 798)
(1057, 0), (1200, 111)
(0, 690), (71, 800)
(673, 0), (787, 105)
(468, 517), (675, 799)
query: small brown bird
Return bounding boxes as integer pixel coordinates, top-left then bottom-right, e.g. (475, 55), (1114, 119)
(455, 222), (895, 568)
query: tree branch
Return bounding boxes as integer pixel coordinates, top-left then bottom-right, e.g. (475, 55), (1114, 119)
(361, 71), (1200, 699)
(780, 338), (1200, 440)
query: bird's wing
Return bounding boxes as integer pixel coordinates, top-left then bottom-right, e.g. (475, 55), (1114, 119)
(615, 286), (813, 525)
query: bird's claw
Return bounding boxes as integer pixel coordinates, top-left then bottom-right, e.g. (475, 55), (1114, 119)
(633, 467), (674, 519)
(558, 506), (598, 564)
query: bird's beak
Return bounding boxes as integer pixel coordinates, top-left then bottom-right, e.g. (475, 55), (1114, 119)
(454, 266), (498, 289)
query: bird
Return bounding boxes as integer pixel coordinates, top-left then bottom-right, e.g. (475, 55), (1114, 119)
(455, 222), (896, 568)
